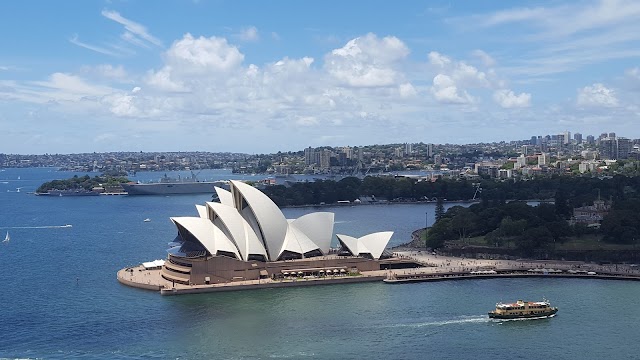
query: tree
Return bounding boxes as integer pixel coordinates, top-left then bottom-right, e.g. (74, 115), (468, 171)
(554, 189), (571, 219)
(435, 197), (445, 222)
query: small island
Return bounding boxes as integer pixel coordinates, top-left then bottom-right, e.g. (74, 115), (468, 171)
(36, 174), (130, 196)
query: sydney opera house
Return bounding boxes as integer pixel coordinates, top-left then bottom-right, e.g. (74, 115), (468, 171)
(158, 180), (411, 287)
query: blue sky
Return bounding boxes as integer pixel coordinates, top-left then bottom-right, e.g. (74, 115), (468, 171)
(1, 0), (639, 154)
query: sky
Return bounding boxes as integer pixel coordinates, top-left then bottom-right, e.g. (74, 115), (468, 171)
(1, 0), (639, 154)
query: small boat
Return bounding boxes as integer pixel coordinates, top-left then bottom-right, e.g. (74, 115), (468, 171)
(144, 218), (151, 222)
(488, 299), (557, 319)
(3, 231), (9, 243)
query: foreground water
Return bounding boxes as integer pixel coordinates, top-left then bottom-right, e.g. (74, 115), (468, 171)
(1, 168), (639, 359)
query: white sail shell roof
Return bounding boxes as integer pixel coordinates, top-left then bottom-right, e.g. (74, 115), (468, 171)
(230, 180), (288, 261)
(336, 234), (359, 256)
(195, 204), (208, 219)
(336, 231), (393, 260)
(278, 224), (321, 259)
(215, 187), (234, 207)
(358, 232), (392, 260)
(205, 201), (267, 261)
(168, 181), (391, 263)
(171, 216), (241, 259)
(288, 212), (335, 255)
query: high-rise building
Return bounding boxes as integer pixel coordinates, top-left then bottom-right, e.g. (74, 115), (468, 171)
(304, 147), (316, 166)
(538, 153), (550, 166)
(600, 138), (617, 159)
(341, 146), (353, 160)
(586, 135), (595, 144)
(426, 143), (434, 159)
(530, 136), (537, 145)
(609, 132), (616, 139)
(563, 131), (571, 145)
(320, 149), (332, 169)
(405, 143), (413, 155)
(617, 138), (632, 160)
(394, 147), (404, 158)
(574, 133), (582, 144)
(522, 145), (534, 155)
(515, 154), (527, 169)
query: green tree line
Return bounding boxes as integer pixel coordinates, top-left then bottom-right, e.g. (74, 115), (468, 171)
(36, 174), (129, 193)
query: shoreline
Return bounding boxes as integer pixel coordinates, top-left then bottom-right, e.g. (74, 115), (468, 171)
(118, 251), (640, 295)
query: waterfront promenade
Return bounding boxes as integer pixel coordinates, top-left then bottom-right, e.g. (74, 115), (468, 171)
(118, 250), (640, 295)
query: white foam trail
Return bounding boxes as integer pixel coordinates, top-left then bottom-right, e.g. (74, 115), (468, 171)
(388, 315), (489, 328)
(0, 225), (72, 229)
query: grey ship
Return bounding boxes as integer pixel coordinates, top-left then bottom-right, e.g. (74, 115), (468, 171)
(121, 173), (229, 195)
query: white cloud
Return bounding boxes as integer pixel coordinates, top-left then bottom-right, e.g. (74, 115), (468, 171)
(493, 89), (531, 108)
(164, 33), (244, 74)
(324, 33), (409, 87)
(121, 31), (150, 49)
(399, 83), (417, 98)
(32, 73), (114, 100)
(450, 1), (640, 80)
(471, 49), (496, 67)
(238, 26), (259, 41)
(69, 34), (121, 57)
(577, 83), (619, 108)
(428, 51), (451, 67)
(101, 9), (163, 47)
(431, 74), (474, 104)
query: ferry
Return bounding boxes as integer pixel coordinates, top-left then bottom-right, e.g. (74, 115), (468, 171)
(488, 299), (558, 319)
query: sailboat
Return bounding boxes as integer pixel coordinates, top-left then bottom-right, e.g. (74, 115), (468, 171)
(3, 231), (9, 243)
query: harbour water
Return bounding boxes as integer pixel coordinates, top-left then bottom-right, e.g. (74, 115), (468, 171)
(1, 168), (639, 359)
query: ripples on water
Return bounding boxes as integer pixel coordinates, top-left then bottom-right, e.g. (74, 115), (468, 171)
(1, 168), (639, 359)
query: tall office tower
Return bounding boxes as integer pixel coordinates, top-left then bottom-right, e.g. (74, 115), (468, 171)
(405, 143), (413, 154)
(530, 136), (537, 145)
(538, 153), (550, 166)
(609, 132), (616, 139)
(600, 138), (617, 159)
(574, 133), (583, 144)
(563, 131), (571, 144)
(356, 147), (363, 161)
(522, 145), (533, 155)
(600, 133), (608, 140)
(342, 146), (353, 159)
(586, 135), (595, 144)
(320, 149), (332, 169)
(515, 154), (527, 169)
(556, 134), (565, 147)
(433, 154), (442, 165)
(426, 143), (434, 158)
(617, 138), (632, 160)
(304, 147), (316, 166)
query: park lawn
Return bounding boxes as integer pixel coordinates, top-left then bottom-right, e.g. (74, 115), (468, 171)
(555, 234), (637, 250)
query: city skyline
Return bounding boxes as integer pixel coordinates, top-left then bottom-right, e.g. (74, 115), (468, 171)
(1, 0), (640, 154)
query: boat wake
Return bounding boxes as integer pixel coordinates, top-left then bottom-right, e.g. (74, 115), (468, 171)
(388, 315), (489, 328)
(0, 225), (73, 229)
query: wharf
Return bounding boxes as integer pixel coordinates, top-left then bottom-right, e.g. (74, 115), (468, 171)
(383, 270), (640, 283)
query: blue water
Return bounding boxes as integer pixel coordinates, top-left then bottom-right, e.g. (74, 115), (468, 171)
(1, 168), (639, 359)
